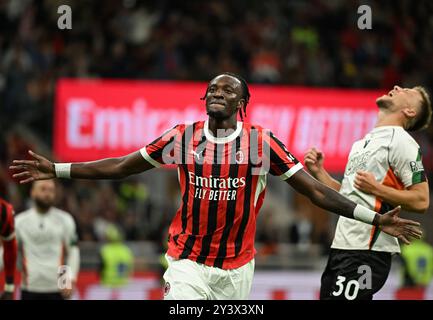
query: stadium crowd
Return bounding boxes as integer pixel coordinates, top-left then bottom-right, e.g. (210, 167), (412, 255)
(1, 0), (433, 250)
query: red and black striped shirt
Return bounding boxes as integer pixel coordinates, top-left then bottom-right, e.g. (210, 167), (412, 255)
(140, 120), (302, 269)
(1, 197), (17, 284)
(0, 198), (15, 241)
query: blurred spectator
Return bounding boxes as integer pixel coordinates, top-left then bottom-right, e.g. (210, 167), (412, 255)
(400, 235), (433, 288)
(98, 224), (134, 288)
(256, 209), (279, 260)
(288, 214), (313, 252)
(251, 45), (281, 83)
(288, 193), (314, 251)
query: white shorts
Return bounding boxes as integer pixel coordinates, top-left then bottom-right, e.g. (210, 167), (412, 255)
(163, 255), (255, 300)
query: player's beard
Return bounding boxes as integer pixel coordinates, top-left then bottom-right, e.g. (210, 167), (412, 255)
(34, 197), (53, 212)
(206, 109), (231, 120)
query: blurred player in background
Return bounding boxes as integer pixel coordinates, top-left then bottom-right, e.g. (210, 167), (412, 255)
(15, 180), (80, 300)
(0, 196), (18, 300)
(305, 85), (432, 300)
(400, 230), (433, 289)
(10, 74), (422, 300)
(98, 224), (134, 289)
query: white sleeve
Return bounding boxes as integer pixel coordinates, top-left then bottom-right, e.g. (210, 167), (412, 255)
(67, 247), (80, 282)
(14, 217), (24, 271)
(64, 215), (80, 281)
(14, 216), (22, 243)
(389, 132), (426, 188)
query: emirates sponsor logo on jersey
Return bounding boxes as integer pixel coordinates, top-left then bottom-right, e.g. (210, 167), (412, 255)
(188, 172), (246, 189)
(188, 172), (245, 201)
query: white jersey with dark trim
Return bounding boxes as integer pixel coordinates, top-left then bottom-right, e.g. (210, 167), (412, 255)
(331, 126), (426, 253)
(15, 207), (78, 292)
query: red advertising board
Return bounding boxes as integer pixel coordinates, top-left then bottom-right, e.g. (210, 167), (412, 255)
(1, 270), (428, 300)
(54, 79), (385, 172)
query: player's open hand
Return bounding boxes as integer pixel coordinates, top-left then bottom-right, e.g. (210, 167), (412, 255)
(9, 150), (55, 184)
(378, 206), (422, 244)
(304, 147), (325, 176)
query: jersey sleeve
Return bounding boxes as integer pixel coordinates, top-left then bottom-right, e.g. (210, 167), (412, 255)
(389, 132), (427, 188)
(64, 214), (79, 247)
(139, 124), (183, 168)
(64, 214), (80, 281)
(264, 131), (303, 180)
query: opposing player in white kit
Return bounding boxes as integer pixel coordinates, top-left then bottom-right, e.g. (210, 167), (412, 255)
(305, 85), (432, 300)
(15, 180), (80, 300)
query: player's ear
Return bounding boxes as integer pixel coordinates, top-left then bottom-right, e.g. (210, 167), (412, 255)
(402, 107), (417, 120)
(237, 99), (245, 111)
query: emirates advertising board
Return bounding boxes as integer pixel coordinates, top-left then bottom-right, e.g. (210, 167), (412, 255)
(54, 79), (384, 172)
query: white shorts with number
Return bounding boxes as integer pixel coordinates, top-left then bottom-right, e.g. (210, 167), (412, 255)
(163, 255), (255, 300)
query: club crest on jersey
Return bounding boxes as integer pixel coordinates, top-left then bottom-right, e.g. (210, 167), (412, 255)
(235, 150), (244, 164)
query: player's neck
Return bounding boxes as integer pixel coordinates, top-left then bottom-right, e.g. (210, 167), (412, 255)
(34, 205), (50, 214)
(374, 111), (405, 129)
(207, 117), (238, 137)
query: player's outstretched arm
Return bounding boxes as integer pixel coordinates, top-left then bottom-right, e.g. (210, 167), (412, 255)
(304, 147), (341, 191)
(354, 171), (429, 213)
(287, 169), (423, 244)
(10, 150), (154, 183)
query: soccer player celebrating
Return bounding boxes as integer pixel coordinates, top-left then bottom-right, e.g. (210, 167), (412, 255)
(0, 196), (18, 300)
(11, 74), (423, 300)
(304, 85), (431, 300)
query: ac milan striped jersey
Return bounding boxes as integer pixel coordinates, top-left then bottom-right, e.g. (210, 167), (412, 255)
(0, 197), (17, 285)
(0, 197), (15, 241)
(140, 120), (303, 269)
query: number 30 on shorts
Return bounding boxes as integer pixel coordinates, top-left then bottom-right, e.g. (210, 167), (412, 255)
(332, 276), (360, 300)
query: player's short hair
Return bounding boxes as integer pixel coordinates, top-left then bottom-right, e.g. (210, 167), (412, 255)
(201, 72), (251, 120)
(407, 86), (432, 131)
